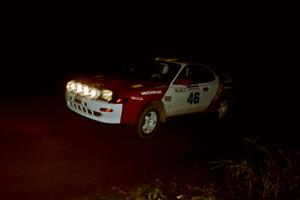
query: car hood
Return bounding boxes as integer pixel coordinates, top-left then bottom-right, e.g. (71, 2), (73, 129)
(77, 74), (169, 95)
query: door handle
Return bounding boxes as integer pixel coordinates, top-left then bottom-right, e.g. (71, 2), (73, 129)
(203, 87), (209, 92)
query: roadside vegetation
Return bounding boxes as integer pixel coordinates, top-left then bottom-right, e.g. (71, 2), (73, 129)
(67, 137), (300, 200)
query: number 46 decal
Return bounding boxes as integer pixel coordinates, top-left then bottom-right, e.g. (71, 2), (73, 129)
(187, 92), (200, 104)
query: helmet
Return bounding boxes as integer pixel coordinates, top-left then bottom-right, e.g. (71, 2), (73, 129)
(160, 63), (169, 75)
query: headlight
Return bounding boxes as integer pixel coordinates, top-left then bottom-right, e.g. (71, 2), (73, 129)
(82, 85), (89, 96)
(66, 80), (76, 92)
(76, 83), (83, 93)
(101, 89), (113, 101)
(66, 80), (111, 101)
(83, 85), (90, 96)
(90, 87), (101, 99)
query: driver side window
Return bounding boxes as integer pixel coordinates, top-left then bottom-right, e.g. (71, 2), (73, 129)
(175, 65), (215, 84)
(174, 67), (193, 85)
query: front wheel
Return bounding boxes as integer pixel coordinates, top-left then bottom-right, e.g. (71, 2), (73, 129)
(136, 104), (162, 139)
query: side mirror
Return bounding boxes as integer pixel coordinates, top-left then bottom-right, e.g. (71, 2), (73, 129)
(174, 78), (192, 85)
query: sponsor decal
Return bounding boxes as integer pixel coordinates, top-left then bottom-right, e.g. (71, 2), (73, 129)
(131, 96), (144, 101)
(141, 90), (162, 95)
(175, 85), (200, 93)
(175, 87), (187, 93)
(131, 84), (143, 88)
(187, 85), (200, 91)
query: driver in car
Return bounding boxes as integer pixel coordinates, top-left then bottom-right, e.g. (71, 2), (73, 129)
(151, 63), (169, 78)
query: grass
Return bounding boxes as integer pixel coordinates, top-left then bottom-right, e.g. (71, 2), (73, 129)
(67, 172), (220, 200)
(209, 137), (300, 200)
(67, 137), (300, 200)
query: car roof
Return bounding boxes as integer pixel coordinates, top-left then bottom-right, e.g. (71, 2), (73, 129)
(155, 57), (203, 66)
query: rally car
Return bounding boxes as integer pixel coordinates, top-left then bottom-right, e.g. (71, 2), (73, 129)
(65, 57), (234, 139)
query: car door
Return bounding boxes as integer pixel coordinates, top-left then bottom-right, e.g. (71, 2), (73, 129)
(164, 65), (219, 116)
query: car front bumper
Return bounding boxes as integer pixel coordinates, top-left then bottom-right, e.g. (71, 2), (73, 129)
(65, 92), (123, 124)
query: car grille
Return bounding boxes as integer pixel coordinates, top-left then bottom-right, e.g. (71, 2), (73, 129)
(67, 100), (101, 116)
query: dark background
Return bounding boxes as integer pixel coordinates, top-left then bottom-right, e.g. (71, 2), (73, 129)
(1, 3), (298, 141)
(0, 4), (299, 200)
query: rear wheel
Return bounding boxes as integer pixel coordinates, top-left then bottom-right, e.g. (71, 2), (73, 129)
(136, 104), (163, 139)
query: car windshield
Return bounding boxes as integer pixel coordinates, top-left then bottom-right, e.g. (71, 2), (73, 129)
(100, 61), (182, 84)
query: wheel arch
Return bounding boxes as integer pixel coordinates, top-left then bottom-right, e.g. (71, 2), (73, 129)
(121, 98), (166, 125)
(137, 99), (166, 124)
(135, 99), (166, 139)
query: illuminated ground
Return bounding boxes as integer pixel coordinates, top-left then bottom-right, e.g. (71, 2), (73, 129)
(1, 68), (298, 200)
(0, 91), (252, 200)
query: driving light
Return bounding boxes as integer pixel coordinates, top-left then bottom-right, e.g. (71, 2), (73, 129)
(76, 83), (83, 93)
(90, 88), (101, 99)
(66, 80), (76, 92)
(83, 85), (89, 96)
(101, 89), (113, 101)
(66, 81), (111, 100)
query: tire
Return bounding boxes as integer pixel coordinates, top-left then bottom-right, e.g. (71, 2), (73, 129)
(215, 98), (230, 119)
(136, 103), (163, 139)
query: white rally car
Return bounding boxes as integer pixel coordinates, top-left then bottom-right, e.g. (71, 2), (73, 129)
(65, 57), (234, 138)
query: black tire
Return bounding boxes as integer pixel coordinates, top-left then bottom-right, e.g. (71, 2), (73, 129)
(136, 103), (163, 139)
